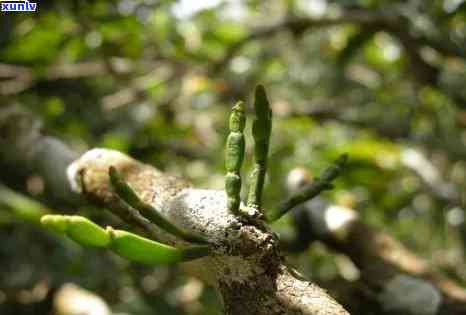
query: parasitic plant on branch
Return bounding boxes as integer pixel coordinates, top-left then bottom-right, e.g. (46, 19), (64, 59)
(40, 85), (349, 315)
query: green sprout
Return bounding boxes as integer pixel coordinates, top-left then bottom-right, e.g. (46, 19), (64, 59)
(109, 166), (208, 244)
(223, 85), (347, 220)
(247, 85), (272, 211)
(41, 215), (210, 265)
(225, 101), (246, 214)
(40, 85), (347, 267)
(40, 167), (213, 266)
(267, 154), (348, 222)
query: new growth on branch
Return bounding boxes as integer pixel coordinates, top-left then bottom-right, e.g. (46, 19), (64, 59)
(41, 84), (348, 267)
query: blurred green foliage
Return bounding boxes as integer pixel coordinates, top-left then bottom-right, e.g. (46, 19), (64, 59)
(0, 0), (465, 314)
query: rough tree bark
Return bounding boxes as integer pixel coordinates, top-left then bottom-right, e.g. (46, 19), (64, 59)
(0, 105), (349, 315)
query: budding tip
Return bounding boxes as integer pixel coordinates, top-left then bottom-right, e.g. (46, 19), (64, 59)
(232, 101), (245, 112)
(108, 166), (123, 189)
(255, 84), (266, 95)
(253, 84), (271, 116)
(108, 165), (117, 178)
(339, 153), (349, 165)
(39, 215), (49, 226)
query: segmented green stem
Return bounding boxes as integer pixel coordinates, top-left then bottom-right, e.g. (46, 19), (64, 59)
(225, 101), (246, 214)
(247, 85), (272, 211)
(268, 154), (348, 222)
(109, 167), (208, 244)
(41, 215), (211, 265)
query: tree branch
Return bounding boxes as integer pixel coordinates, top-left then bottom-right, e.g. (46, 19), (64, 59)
(0, 105), (349, 315)
(287, 198), (466, 315)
